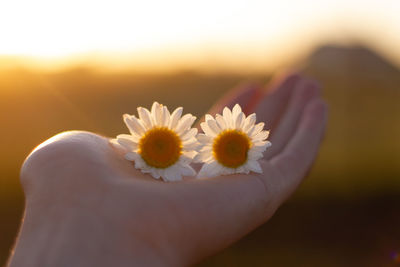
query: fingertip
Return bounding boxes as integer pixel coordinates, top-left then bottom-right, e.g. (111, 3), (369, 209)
(308, 79), (322, 94)
(295, 79), (321, 102)
(308, 98), (327, 116)
(267, 72), (303, 94)
(276, 71), (303, 85)
(284, 72), (302, 84)
(303, 98), (328, 129)
(256, 73), (304, 121)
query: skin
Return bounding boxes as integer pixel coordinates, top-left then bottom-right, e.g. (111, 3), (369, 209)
(8, 73), (327, 267)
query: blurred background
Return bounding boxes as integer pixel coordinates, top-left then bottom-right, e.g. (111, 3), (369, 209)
(0, 0), (399, 266)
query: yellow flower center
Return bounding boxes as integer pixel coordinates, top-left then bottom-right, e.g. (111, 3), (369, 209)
(138, 127), (182, 169)
(212, 129), (251, 168)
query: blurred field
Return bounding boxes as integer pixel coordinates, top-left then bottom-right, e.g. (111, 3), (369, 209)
(1, 44), (400, 266)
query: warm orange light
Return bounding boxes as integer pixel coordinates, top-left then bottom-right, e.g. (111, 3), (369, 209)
(0, 0), (399, 71)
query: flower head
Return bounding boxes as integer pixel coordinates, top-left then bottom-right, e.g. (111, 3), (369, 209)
(112, 102), (198, 182)
(196, 104), (271, 178)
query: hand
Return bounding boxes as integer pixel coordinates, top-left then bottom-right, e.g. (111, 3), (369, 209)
(9, 73), (327, 267)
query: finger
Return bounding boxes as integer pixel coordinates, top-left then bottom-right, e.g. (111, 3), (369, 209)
(255, 72), (303, 130)
(263, 79), (321, 159)
(267, 98), (328, 205)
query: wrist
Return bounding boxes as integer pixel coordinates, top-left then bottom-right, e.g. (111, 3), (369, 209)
(9, 194), (176, 267)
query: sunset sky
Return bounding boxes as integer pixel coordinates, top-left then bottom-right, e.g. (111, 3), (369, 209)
(0, 0), (399, 71)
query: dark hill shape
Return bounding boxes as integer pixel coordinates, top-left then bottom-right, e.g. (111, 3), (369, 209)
(297, 44), (400, 195)
(305, 45), (400, 79)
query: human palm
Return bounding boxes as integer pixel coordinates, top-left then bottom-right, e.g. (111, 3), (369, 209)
(10, 73), (327, 267)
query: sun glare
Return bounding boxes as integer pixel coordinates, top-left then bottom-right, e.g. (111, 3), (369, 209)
(0, 0), (399, 70)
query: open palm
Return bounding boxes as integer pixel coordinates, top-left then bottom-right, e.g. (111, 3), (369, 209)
(10, 73), (327, 267)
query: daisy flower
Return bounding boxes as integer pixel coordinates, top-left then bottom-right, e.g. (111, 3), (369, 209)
(112, 102), (198, 182)
(196, 104), (271, 178)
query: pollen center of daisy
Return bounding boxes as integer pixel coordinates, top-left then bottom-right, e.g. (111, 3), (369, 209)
(139, 127), (182, 169)
(212, 130), (251, 168)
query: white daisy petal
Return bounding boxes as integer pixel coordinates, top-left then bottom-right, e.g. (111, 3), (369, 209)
(198, 161), (223, 178)
(194, 151), (213, 162)
(150, 169), (161, 179)
(117, 133), (139, 142)
(205, 114), (214, 122)
(134, 157), (147, 169)
(196, 133), (212, 144)
(243, 113), (256, 133)
(209, 163), (226, 177)
(232, 104), (242, 121)
(254, 140), (272, 149)
(169, 107), (183, 129)
(247, 160), (263, 173)
(222, 167), (235, 175)
(236, 166), (248, 174)
(139, 163), (152, 173)
(183, 141), (199, 151)
(154, 103), (163, 125)
(137, 107), (153, 129)
(198, 151), (212, 161)
(182, 150), (197, 160)
(235, 112), (245, 129)
(176, 114), (196, 134)
(252, 130), (270, 141)
(161, 106), (170, 127)
(123, 114), (146, 136)
(125, 152), (137, 161)
(248, 122), (265, 137)
(207, 118), (221, 134)
(193, 153), (202, 162)
(215, 114), (227, 130)
(223, 107), (233, 128)
(178, 156), (192, 166)
(204, 158), (214, 164)
(155, 168), (163, 179)
(252, 143), (269, 153)
(200, 121), (217, 137)
(151, 102), (159, 120)
(194, 147), (208, 157)
(164, 167), (182, 181)
(179, 163), (196, 177)
(110, 139), (125, 150)
(181, 127), (198, 140)
(248, 150), (263, 160)
(197, 162), (211, 177)
(116, 134), (138, 151)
